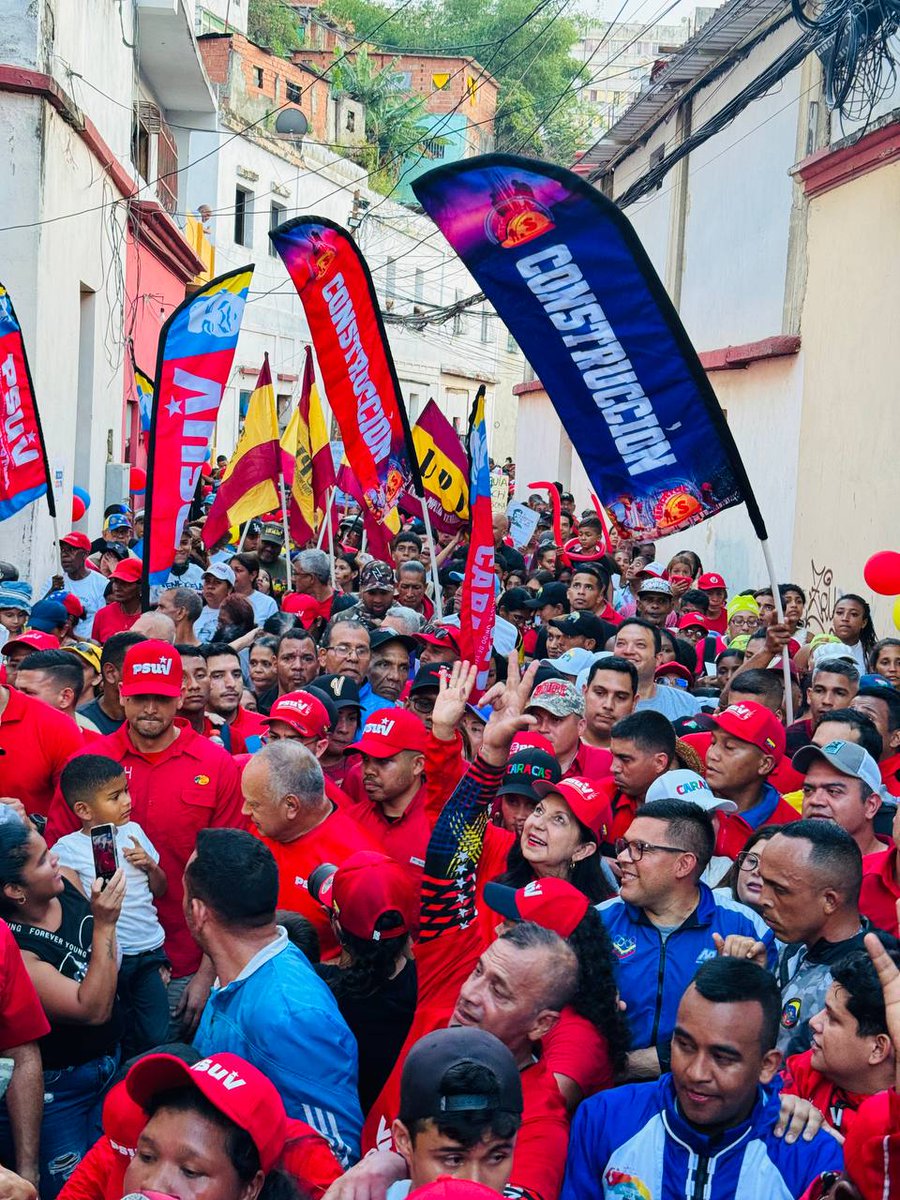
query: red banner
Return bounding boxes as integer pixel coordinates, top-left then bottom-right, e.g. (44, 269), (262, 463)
(270, 217), (420, 557)
(0, 283), (54, 521)
(399, 399), (469, 536)
(458, 387), (495, 694)
(143, 266), (253, 601)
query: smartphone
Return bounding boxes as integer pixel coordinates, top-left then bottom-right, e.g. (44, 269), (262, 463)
(669, 574), (693, 586)
(91, 823), (119, 885)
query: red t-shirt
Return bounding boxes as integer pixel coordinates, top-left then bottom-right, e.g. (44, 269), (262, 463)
(568, 741), (614, 781)
(715, 796), (800, 860)
(253, 808), (380, 959)
(228, 705), (268, 755)
(705, 609), (728, 635)
(0, 687), (84, 817)
(781, 1049), (870, 1130)
(338, 779), (430, 884)
(881, 753), (900, 799)
(45, 722), (246, 977)
(90, 603), (140, 643)
(597, 602), (623, 628)
(860, 847), (900, 936)
(0, 918), (51, 1050)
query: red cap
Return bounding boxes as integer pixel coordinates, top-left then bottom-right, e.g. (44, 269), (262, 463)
(678, 611), (707, 631)
(57, 592), (86, 620)
(126, 1052), (287, 1173)
(120, 640), (184, 697)
(484, 877), (589, 938)
(102, 1079), (148, 1157)
(318, 850), (417, 941)
(280, 593), (321, 629)
(2, 630), (60, 655)
(842, 1090), (900, 1197)
(533, 775), (613, 840)
(698, 572), (727, 591)
(264, 690), (331, 738)
(348, 707), (427, 757)
(110, 559), (143, 583)
(409, 1182), (502, 1200)
(509, 731), (555, 757)
(711, 701), (786, 760)
(60, 532), (92, 552)
(414, 627), (461, 654)
(654, 661), (694, 684)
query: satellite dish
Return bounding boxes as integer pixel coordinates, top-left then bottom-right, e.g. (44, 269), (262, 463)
(275, 109), (309, 137)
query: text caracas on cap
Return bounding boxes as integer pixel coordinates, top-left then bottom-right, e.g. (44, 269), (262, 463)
(497, 747), (561, 799)
(348, 707), (427, 757)
(120, 639), (184, 697)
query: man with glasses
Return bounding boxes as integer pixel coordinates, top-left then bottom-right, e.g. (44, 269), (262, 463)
(597, 798), (774, 1079)
(318, 617), (371, 686)
(403, 663), (443, 733)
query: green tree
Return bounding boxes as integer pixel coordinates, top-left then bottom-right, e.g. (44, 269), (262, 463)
(248, 0), (301, 56)
(321, 0), (592, 163)
(333, 47), (443, 189)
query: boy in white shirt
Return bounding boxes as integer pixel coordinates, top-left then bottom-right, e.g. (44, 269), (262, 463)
(56, 754), (169, 1054)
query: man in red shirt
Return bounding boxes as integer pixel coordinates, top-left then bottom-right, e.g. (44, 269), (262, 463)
(92, 560), (143, 643)
(697, 572), (728, 634)
(781, 945), (898, 1130)
(203, 645), (267, 754)
(861, 805), (900, 936)
(525, 679), (613, 780)
(0, 919), (51, 1186)
(0, 671), (83, 817)
(43, 639), (245, 1033)
(0, 630), (59, 688)
(242, 740), (378, 959)
(568, 564), (622, 628)
(341, 709), (429, 881)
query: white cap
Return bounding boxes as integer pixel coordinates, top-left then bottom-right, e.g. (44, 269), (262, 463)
(645, 769), (738, 814)
(550, 648), (597, 678)
(575, 650), (614, 693)
(203, 562), (236, 586)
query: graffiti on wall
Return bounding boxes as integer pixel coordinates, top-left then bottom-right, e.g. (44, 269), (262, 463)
(805, 561), (837, 635)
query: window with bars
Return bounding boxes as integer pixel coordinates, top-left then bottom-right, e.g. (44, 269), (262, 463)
(234, 187), (253, 247)
(269, 202), (286, 255)
(286, 81), (302, 103)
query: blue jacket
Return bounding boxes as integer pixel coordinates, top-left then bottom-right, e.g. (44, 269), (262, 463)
(195, 930), (363, 1165)
(560, 1075), (843, 1200)
(597, 884), (776, 1049)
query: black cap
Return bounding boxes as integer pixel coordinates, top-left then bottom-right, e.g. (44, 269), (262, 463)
(409, 661), (445, 693)
(307, 673), (362, 710)
(524, 582), (569, 610)
(102, 541), (130, 561)
(400, 1028), (523, 1123)
(498, 587), (532, 614)
(370, 628), (417, 655)
(260, 523), (283, 544)
(497, 748), (562, 798)
(671, 712), (717, 736)
(549, 611), (611, 645)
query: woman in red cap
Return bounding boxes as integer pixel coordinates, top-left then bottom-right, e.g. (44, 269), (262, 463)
(123, 1050), (340, 1200)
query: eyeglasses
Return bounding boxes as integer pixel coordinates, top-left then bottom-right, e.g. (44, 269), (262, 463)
(329, 643), (368, 658)
(408, 693), (437, 714)
(737, 851), (761, 873)
(729, 617), (759, 630)
(614, 838), (693, 862)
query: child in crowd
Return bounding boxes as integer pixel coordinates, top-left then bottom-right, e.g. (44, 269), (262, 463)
(55, 754), (170, 1054)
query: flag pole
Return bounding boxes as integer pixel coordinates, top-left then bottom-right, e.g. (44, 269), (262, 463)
(277, 472), (292, 595)
(759, 537), (794, 725)
(327, 497), (337, 588)
(236, 522), (250, 552)
(316, 488), (332, 549)
(419, 497), (444, 619)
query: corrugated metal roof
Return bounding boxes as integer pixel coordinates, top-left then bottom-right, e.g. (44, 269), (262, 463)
(576, 0), (791, 168)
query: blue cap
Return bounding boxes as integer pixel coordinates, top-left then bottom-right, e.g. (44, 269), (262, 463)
(0, 582), (32, 613)
(107, 513), (132, 530)
(28, 599), (69, 632)
(859, 673), (895, 692)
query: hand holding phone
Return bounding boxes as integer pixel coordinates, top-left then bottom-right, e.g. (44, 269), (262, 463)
(91, 823), (119, 888)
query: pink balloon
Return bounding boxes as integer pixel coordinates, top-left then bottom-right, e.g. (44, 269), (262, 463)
(71, 495), (86, 522)
(863, 551), (900, 596)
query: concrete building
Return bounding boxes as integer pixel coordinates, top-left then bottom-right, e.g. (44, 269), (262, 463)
(0, 0), (215, 584)
(195, 33), (524, 463)
(513, 0), (900, 631)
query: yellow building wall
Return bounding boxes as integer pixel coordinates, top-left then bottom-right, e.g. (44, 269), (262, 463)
(793, 157), (900, 634)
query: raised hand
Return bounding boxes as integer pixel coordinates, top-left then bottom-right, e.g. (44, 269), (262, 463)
(480, 658), (539, 766)
(430, 660), (478, 741)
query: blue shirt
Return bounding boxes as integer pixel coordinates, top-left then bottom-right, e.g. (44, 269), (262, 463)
(358, 681), (396, 724)
(561, 1075), (842, 1200)
(195, 929), (363, 1165)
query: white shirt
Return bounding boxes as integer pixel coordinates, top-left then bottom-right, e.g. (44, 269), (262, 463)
(194, 606), (221, 643)
(54, 821), (164, 954)
(163, 563), (205, 592)
(42, 570), (110, 638)
(246, 590), (277, 624)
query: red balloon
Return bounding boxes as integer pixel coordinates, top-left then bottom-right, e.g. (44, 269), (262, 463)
(863, 551), (900, 595)
(129, 466), (147, 493)
(71, 495), (86, 522)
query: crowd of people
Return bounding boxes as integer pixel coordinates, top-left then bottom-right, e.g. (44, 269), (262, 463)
(0, 482), (899, 1200)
